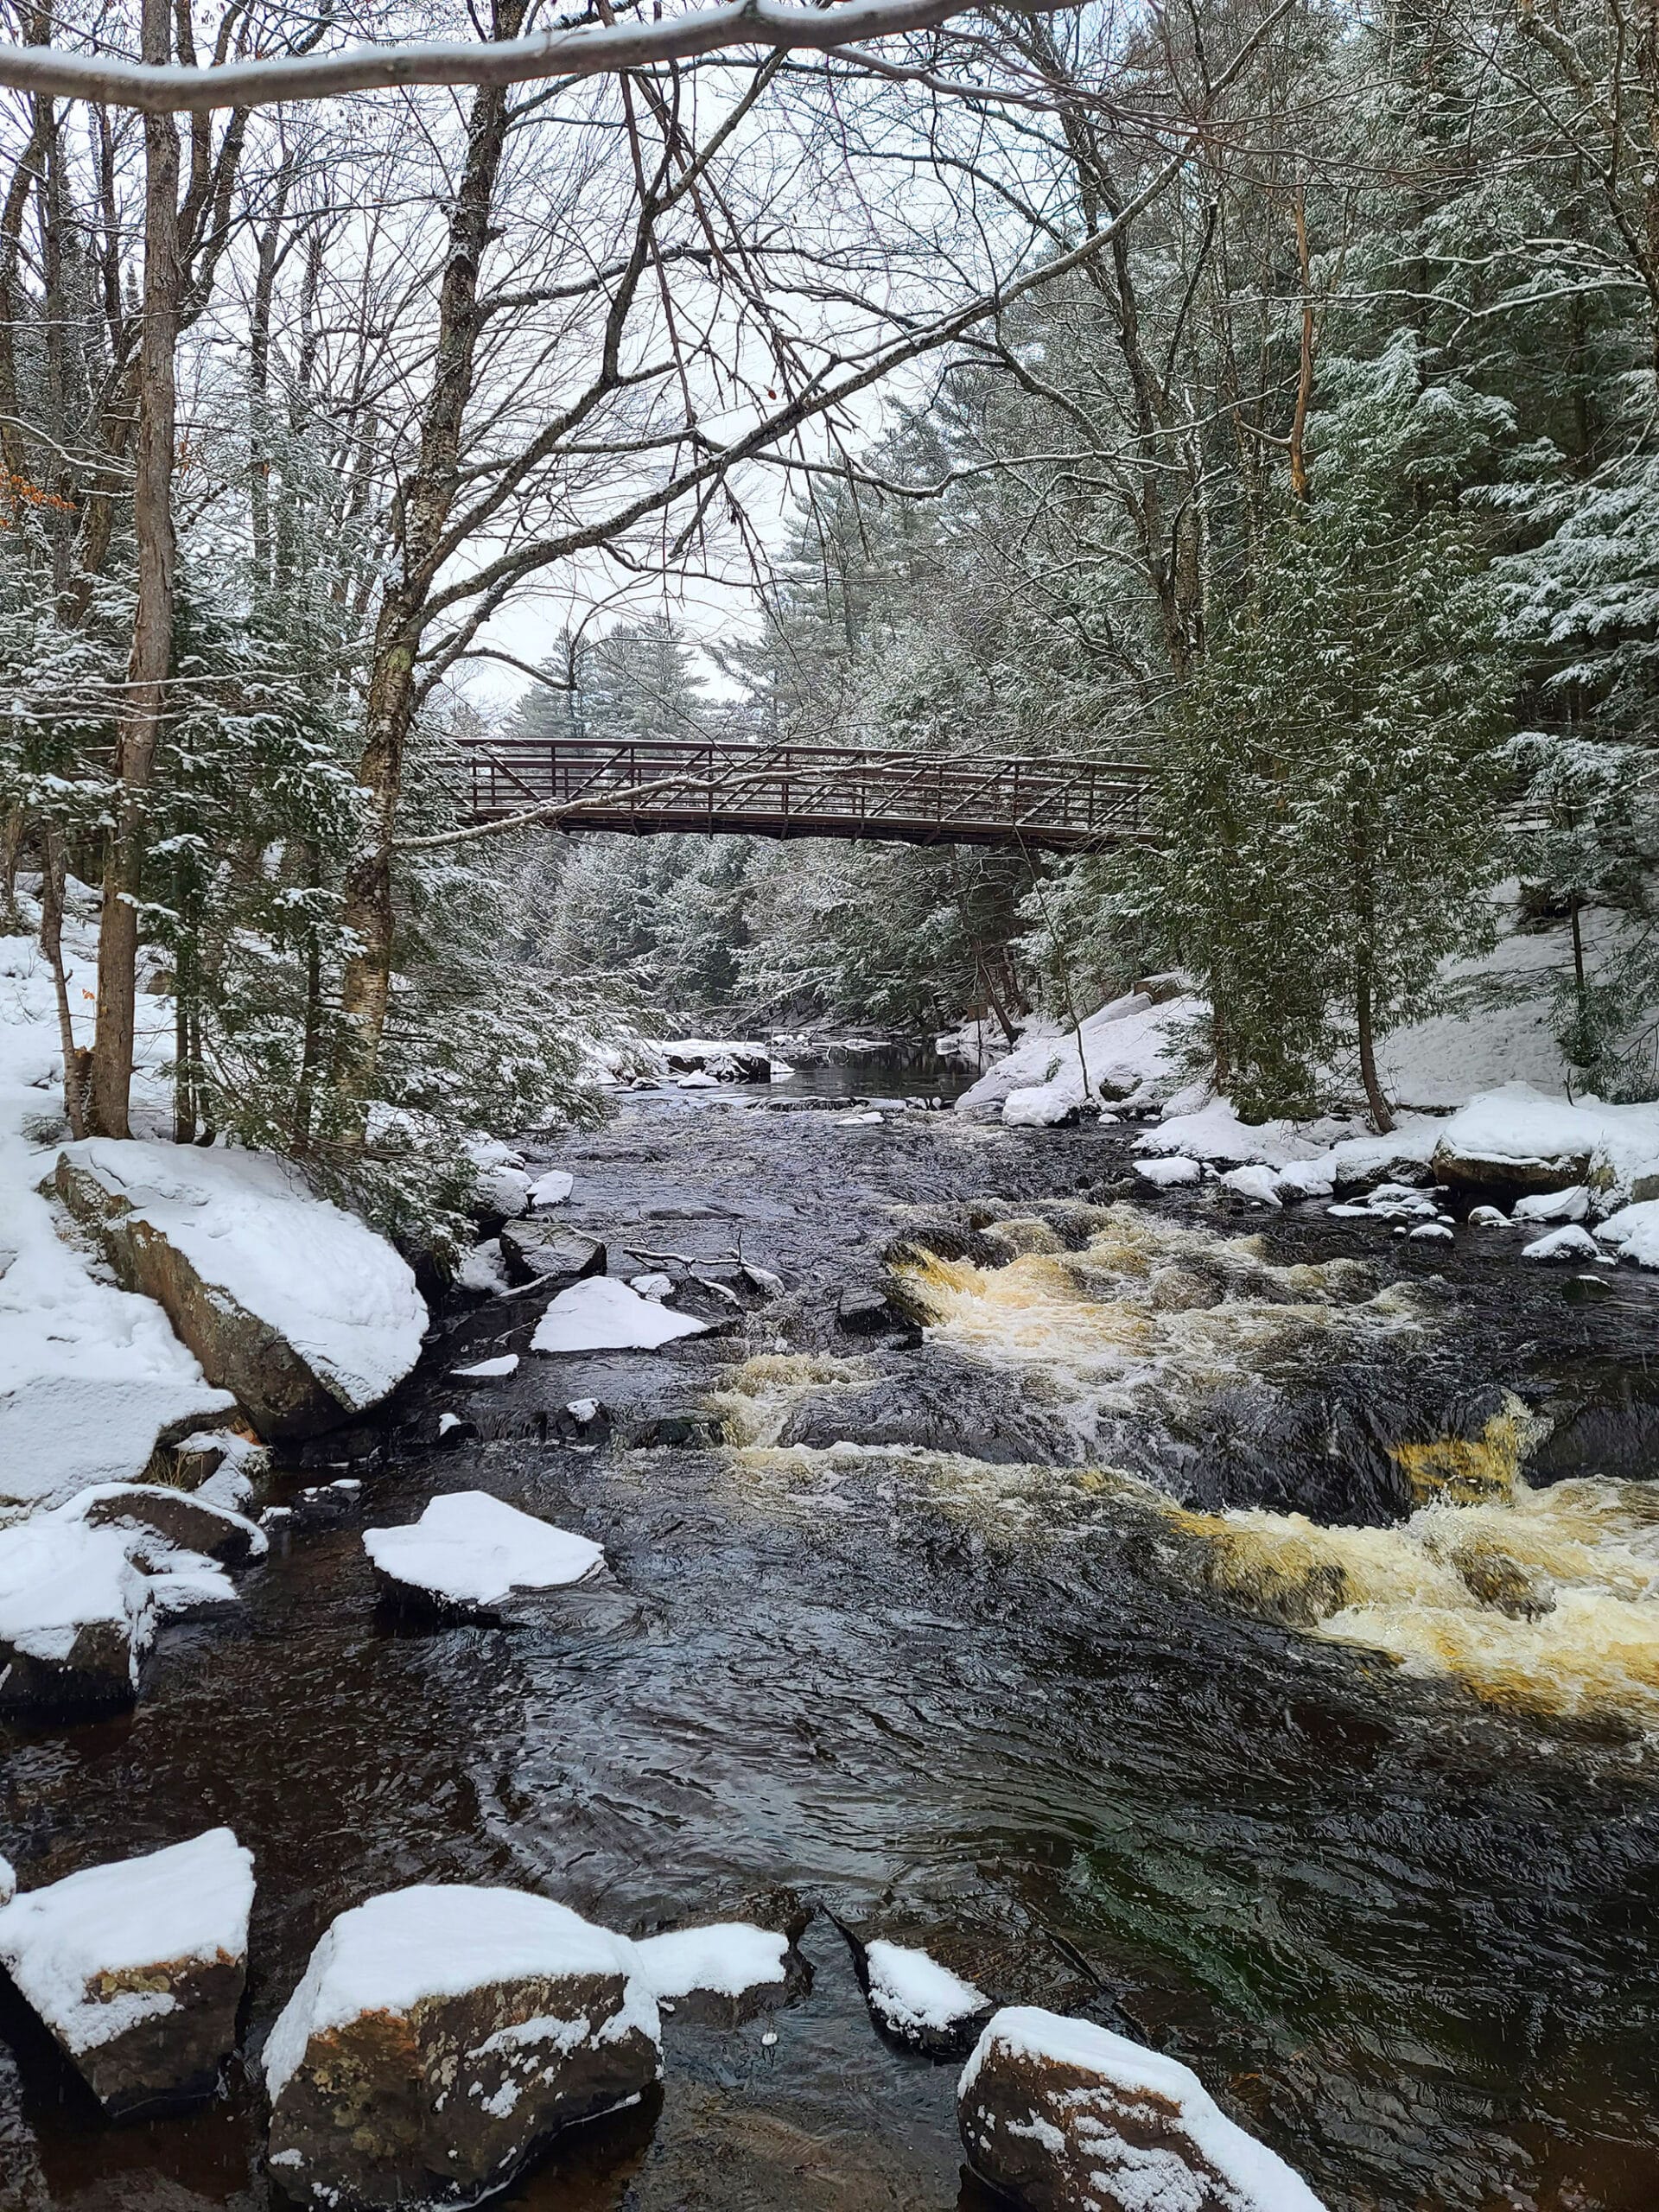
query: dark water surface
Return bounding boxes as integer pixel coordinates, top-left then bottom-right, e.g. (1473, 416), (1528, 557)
(6, 1092), (1659, 2212)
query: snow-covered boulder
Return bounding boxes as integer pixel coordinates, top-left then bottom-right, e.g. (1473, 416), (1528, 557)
(633, 1920), (799, 2027)
(1219, 1164), (1283, 1209)
(498, 1221), (606, 1289)
(50, 1141), (427, 1440)
(1512, 1185), (1590, 1224)
(0, 1488), (263, 1711)
(1140, 1098), (1306, 1169)
(861, 1938), (990, 2061)
(656, 1039), (772, 1083)
(363, 1491), (603, 1621)
(1521, 1224), (1602, 1262)
(1594, 1200), (1659, 1266)
(1432, 1084), (1659, 1209)
(57, 1481), (267, 1570)
(465, 1138), (533, 1222)
(957, 2008), (1327, 2212)
(1325, 1121), (1441, 1193)
(450, 1353), (519, 1381)
(0, 1828), (253, 2114)
(1001, 1084), (1077, 1128)
(528, 1169), (574, 1210)
(0, 1519), (156, 1709)
(1134, 1155), (1202, 1188)
(263, 1885), (661, 2209)
(531, 1276), (709, 1354)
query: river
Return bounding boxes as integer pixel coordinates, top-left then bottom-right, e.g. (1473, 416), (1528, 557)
(5, 1081), (1659, 2212)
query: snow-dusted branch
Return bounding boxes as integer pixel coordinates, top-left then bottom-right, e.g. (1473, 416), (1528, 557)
(0, 0), (1079, 113)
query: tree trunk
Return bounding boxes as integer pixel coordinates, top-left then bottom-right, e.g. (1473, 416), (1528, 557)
(1357, 965), (1393, 1134)
(39, 829), (89, 1140)
(87, 0), (179, 1140)
(336, 8), (524, 1100)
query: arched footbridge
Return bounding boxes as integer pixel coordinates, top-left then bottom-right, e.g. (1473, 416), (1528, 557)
(455, 736), (1154, 854)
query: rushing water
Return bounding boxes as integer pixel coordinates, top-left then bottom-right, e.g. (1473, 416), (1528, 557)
(6, 1089), (1659, 2212)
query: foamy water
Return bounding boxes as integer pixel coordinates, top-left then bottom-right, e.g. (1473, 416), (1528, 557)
(717, 1208), (1659, 1734)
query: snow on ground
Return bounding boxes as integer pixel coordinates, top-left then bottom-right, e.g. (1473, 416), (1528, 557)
(960, 2007), (1329, 2212)
(863, 1939), (987, 2040)
(0, 928), (236, 1514)
(0, 1829), (253, 2055)
(59, 1139), (428, 1414)
(262, 1885), (658, 2107)
(363, 1491), (604, 1607)
(956, 990), (1198, 1119)
(633, 1923), (789, 2005)
(531, 1275), (709, 1353)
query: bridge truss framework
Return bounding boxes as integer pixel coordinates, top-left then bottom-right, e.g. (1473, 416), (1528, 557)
(455, 736), (1154, 854)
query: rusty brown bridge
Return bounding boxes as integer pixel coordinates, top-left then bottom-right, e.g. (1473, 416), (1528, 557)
(457, 737), (1153, 853)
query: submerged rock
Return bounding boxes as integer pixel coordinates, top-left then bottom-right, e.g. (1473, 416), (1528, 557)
(364, 1491), (604, 1620)
(263, 1885), (660, 2209)
(50, 1141), (427, 1440)
(957, 2006), (1328, 2212)
(0, 1829), (253, 2115)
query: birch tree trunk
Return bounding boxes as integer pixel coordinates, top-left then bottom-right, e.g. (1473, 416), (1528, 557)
(88, 0), (178, 1137)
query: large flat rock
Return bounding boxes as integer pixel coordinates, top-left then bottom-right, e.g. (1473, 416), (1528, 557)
(363, 1491), (603, 1621)
(0, 1828), (253, 2114)
(51, 1141), (427, 1439)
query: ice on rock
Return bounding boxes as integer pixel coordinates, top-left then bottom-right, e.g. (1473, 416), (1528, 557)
(1134, 1155), (1202, 1187)
(836, 1110), (884, 1127)
(957, 2006), (1329, 2212)
(862, 1939), (990, 2058)
(364, 1491), (604, 1617)
(531, 1275), (709, 1353)
(0, 1828), (253, 2113)
(450, 1354), (519, 1380)
(264, 1884), (661, 2209)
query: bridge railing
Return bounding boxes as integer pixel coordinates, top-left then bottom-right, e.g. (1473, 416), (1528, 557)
(455, 736), (1154, 851)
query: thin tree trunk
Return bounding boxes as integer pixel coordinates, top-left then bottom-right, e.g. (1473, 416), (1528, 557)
(39, 830), (88, 1140)
(1357, 965), (1393, 1134)
(88, 0), (180, 1139)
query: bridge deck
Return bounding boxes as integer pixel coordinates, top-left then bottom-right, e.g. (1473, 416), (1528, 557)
(456, 737), (1153, 853)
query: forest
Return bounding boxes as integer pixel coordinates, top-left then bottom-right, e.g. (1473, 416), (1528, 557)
(1, 0), (1654, 1249)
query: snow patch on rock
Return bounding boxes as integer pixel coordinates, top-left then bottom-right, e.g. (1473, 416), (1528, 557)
(363, 1491), (603, 1611)
(531, 1275), (709, 1353)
